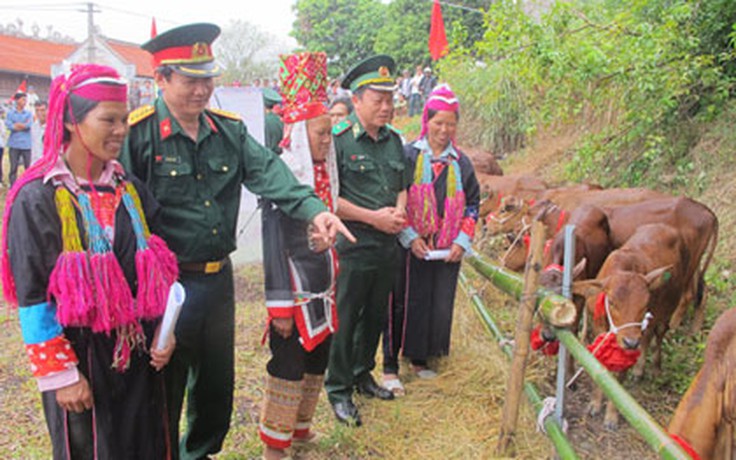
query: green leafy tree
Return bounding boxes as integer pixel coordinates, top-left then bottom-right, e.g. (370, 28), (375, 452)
(292, 0), (386, 76)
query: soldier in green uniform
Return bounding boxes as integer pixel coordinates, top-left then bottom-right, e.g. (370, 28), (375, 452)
(263, 87), (284, 155)
(120, 23), (353, 460)
(325, 55), (411, 426)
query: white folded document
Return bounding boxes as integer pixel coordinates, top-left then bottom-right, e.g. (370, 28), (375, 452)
(155, 282), (186, 351)
(424, 249), (451, 261)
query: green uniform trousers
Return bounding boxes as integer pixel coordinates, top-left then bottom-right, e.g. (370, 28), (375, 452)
(325, 253), (396, 403)
(164, 262), (235, 460)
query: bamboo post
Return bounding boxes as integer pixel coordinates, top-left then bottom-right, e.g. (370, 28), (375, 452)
(464, 255), (576, 328)
(496, 220), (546, 455)
(459, 272), (579, 459)
(462, 254), (691, 459)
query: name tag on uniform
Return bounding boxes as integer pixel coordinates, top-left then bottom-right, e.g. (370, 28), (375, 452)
(154, 154), (180, 164)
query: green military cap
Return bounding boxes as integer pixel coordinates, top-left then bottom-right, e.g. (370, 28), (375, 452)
(341, 54), (396, 93)
(142, 23), (223, 78)
(262, 87), (282, 108)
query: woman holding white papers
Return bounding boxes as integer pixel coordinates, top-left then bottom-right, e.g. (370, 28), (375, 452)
(383, 84), (480, 391)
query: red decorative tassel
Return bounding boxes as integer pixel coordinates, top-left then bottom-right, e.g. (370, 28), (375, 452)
(594, 292), (606, 322)
(587, 333), (641, 372)
(408, 183), (439, 236)
(669, 433), (701, 460)
(48, 252), (97, 327)
(530, 324), (560, 356)
(437, 191), (465, 248)
(135, 235), (179, 319)
(88, 252), (134, 333)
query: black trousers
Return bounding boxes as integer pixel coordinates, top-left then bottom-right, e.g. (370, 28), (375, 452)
(43, 324), (168, 460)
(267, 324), (331, 381)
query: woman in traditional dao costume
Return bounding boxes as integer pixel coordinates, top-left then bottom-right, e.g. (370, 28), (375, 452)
(1, 64), (178, 459)
(383, 84), (480, 392)
(258, 52), (339, 460)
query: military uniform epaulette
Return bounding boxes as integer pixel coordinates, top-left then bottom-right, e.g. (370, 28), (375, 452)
(128, 105), (155, 126)
(386, 123), (402, 136)
(332, 119), (352, 136)
(207, 107), (241, 121)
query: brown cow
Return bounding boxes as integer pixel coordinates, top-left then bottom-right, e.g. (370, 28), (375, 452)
(503, 195), (718, 336)
(573, 223), (690, 430)
(668, 307), (736, 460)
(495, 200), (571, 272)
(604, 197), (719, 333)
(487, 186), (667, 238)
(477, 173), (548, 219)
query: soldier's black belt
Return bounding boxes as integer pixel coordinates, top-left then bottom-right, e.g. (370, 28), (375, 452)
(179, 257), (229, 274)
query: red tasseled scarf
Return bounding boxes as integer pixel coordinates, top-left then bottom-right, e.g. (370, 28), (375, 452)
(530, 324), (560, 356)
(587, 333), (641, 372)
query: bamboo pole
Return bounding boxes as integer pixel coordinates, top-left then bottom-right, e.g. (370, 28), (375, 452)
(465, 255), (577, 328)
(496, 220), (546, 455)
(464, 253), (692, 459)
(459, 272), (579, 460)
(553, 327), (691, 460)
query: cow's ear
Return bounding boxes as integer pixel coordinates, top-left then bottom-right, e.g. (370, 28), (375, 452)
(572, 258), (587, 278)
(572, 278), (602, 298)
(644, 265), (674, 290)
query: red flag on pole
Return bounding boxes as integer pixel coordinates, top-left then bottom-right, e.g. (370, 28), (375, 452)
(150, 17), (158, 39)
(429, 0), (449, 61)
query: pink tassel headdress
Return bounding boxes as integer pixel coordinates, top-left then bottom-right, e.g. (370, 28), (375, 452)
(418, 83), (459, 143)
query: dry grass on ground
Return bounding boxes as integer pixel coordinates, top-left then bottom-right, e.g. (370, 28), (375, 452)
(1, 263), (553, 459)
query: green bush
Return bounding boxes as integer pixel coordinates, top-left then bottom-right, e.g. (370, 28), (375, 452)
(441, 0), (735, 186)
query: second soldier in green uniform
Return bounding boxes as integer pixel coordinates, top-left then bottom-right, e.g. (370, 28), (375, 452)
(325, 55), (411, 426)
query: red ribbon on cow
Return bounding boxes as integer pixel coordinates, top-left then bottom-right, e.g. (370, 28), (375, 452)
(594, 292), (606, 322)
(587, 333), (641, 372)
(669, 433), (701, 460)
(530, 324), (560, 356)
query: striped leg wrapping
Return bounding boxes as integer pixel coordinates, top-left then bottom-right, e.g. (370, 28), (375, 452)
(259, 375), (302, 449)
(294, 373), (324, 437)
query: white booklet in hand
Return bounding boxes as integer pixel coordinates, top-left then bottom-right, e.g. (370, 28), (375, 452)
(424, 249), (451, 261)
(155, 282), (186, 351)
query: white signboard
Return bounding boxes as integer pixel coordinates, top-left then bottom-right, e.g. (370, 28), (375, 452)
(210, 87), (266, 264)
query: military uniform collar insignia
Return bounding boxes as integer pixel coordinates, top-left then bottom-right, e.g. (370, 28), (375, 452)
(160, 118), (173, 140)
(204, 113), (218, 133)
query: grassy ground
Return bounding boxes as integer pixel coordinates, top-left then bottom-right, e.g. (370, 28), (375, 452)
(0, 262), (552, 459)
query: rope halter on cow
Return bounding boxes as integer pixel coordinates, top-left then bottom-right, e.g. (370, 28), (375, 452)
(567, 293), (654, 386)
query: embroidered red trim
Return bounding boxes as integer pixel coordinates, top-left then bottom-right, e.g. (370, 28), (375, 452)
(26, 336), (78, 378)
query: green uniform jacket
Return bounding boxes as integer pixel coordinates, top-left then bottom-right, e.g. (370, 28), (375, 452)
(120, 99), (326, 263)
(333, 113), (411, 259)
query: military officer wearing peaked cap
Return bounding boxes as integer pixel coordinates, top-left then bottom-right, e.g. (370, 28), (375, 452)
(325, 54), (412, 426)
(120, 22), (354, 460)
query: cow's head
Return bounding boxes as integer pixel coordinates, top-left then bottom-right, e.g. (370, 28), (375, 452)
(539, 258), (587, 294)
(574, 266), (671, 350)
(484, 196), (528, 235)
